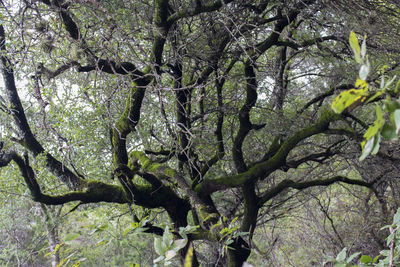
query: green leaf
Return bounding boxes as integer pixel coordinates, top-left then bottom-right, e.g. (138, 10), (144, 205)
(380, 249), (390, 257)
(359, 136), (374, 161)
(123, 218), (150, 236)
(346, 252), (361, 263)
(89, 223), (108, 235)
(376, 104), (384, 121)
(220, 227), (229, 236)
(331, 88), (368, 114)
(349, 31), (361, 63)
(392, 109), (400, 134)
(336, 247), (347, 262)
(360, 255), (373, 264)
(372, 254), (382, 263)
(371, 133), (380, 155)
(172, 239), (188, 252)
(153, 255), (164, 264)
(394, 79), (400, 93)
(138, 216), (150, 227)
(383, 75), (397, 90)
(230, 217), (238, 224)
(165, 250), (177, 261)
(123, 227), (133, 237)
(355, 78), (368, 91)
(179, 225), (199, 240)
(381, 123), (397, 140)
(44, 242), (65, 258)
(366, 91), (383, 104)
(154, 237), (164, 255)
(163, 226), (173, 247)
(225, 239), (234, 245)
(359, 64), (369, 80)
(95, 239), (108, 247)
(362, 105), (385, 141)
(65, 233), (80, 242)
(380, 75), (386, 89)
(325, 256), (337, 263)
(387, 232), (395, 246)
(132, 227), (149, 234)
(361, 36), (367, 58)
(385, 100), (400, 113)
(380, 225), (392, 230)
(393, 208), (400, 225)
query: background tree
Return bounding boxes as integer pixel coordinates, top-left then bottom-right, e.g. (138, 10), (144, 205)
(1, 0), (400, 266)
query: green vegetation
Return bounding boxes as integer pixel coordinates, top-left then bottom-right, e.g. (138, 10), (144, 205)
(327, 207), (400, 267)
(1, 1), (400, 266)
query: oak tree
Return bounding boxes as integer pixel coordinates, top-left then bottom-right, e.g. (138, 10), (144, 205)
(1, 1), (400, 266)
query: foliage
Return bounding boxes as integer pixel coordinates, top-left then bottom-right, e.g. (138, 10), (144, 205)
(331, 31), (400, 161)
(153, 226), (187, 266)
(326, 207), (400, 267)
(326, 30), (400, 267)
(0, 1), (400, 266)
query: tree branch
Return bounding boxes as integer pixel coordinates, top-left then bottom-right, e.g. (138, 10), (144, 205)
(36, 61), (80, 79)
(195, 109), (341, 195)
(78, 59), (145, 78)
(284, 140), (344, 169)
(0, 150), (129, 205)
(39, 0), (145, 78)
(232, 60), (258, 172)
(257, 175), (378, 207)
(251, 7), (300, 58)
(0, 24), (83, 189)
(112, 78), (150, 166)
(298, 84), (353, 114)
(276, 35), (341, 50)
(167, 0), (235, 25)
(196, 75), (226, 181)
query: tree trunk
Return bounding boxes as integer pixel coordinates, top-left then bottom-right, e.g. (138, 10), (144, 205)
(40, 204), (60, 267)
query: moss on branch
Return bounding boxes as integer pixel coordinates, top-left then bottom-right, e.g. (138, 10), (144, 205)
(195, 109), (341, 195)
(35, 180), (130, 205)
(112, 78), (149, 166)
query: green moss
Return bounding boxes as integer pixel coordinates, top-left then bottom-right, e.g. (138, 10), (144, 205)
(128, 151), (150, 168)
(112, 84), (147, 165)
(190, 229), (219, 242)
(86, 180), (122, 193)
(195, 110), (342, 195)
(318, 105), (341, 122)
(164, 167), (176, 177)
(68, 180), (132, 204)
(154, 0), (169, 26)
(128, 150), (178, 180)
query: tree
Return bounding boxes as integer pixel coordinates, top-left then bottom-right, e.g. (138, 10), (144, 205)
(1, 0), (400, 266)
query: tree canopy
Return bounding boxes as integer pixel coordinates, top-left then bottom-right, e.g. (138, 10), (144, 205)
(1, 0), (400, 266)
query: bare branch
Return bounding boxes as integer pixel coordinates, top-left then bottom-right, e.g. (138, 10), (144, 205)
(257, 175), (379, 207)
(276, 35), (341, 50)
(298, 84), (353, 114)
(168, 0), (235, 25)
